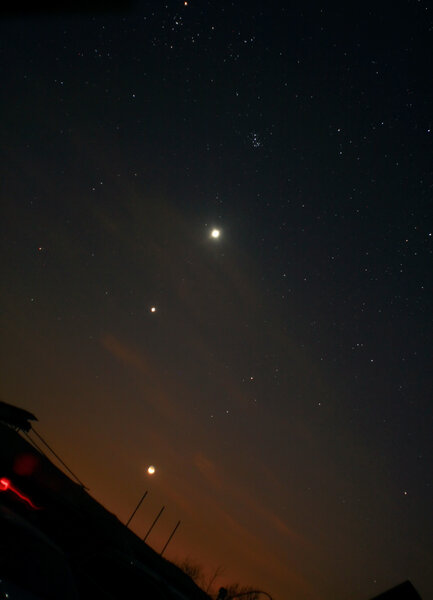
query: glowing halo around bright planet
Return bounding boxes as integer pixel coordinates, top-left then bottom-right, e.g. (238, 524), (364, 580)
(210, 228), (221, 239)
(147, 465), (156, 475)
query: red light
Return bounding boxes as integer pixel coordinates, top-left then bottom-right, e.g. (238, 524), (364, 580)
(14, 453), (39, 476)
(0, 477), (10, 491)
(0, 476), (40, 509)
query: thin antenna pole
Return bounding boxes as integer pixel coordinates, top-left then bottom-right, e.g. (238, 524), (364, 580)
(126, 490), (148, 527)
(22, 430), (48, 457)
(31, 428), (87, 489)
(160, 520), (180, 556)
(143, 505), (165, 541)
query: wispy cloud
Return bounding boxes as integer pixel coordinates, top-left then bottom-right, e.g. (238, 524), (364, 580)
(194, 451), (311, 548)
(101, 333), (181, 422)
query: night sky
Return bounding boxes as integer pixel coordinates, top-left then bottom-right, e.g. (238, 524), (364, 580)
(1, 2), (432, 599)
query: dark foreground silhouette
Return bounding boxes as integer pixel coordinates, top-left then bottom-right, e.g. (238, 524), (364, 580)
(370, 581), (422, 599)
(0, 399), (37, 432)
